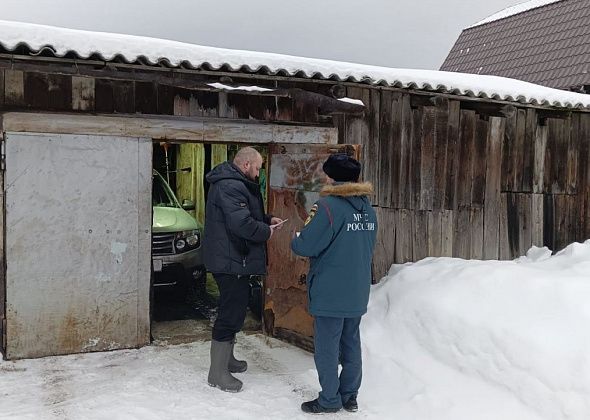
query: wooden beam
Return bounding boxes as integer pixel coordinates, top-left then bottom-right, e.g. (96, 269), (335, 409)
(1, 112), (338, 144)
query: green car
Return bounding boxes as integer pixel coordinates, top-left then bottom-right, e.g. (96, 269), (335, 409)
(152, 170), (205, 290)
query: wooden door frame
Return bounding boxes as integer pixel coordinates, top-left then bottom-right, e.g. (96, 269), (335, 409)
(0, 112), (338, 357)
(0, 132), (5, 357)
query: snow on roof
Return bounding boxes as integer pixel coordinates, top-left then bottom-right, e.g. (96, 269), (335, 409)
(1, 19), (589, 110)
(469, 0), (563, 28)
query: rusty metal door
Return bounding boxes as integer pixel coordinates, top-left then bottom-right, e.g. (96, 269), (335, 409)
(4, 132), (152, 359)
(265, 143), (360, 349)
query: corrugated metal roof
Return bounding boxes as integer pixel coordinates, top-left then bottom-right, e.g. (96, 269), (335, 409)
(1, 19), (590, 110)
(440, 0), (590, 91)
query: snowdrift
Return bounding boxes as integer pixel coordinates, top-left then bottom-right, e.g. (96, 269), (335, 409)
(361, 240), (590, 420)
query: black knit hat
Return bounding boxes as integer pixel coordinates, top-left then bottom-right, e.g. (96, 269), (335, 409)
(322, 153), (361, 182)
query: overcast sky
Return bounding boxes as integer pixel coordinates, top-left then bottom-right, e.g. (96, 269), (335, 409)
(3, 0), (526, 70)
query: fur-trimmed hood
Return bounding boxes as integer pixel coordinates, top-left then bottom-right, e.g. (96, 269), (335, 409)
(320, 182), (374, 197)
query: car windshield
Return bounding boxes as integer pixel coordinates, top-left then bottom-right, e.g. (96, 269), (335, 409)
(153, 173), (179, 208)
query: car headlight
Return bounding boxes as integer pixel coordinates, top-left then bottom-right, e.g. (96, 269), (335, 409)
(175, 229), (200, 251)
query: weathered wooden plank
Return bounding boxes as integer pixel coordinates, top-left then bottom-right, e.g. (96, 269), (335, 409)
(367, 89), (381, 200)
(332, 114), (347, 145)
(531, 193), (544, 247)
(72, 77), (95, 111)
(409, 107), (423, 210)
(471, 117), (488, 206)
(511, 109), (527, 191)
(545, 118), (568, 194)
(533, 125), (548, 193)
(441, 209), (454, 257)
(499, 193), (511, 260)
(398, 95), (412, 208)
(521, 108), (536, 192)
(420, 106), (436, 210)
(190, 92), (222, 119)
(580, 115), (590, 241)
(543, 194), (555, 251)
(290, 83), (320, 123)
(428, 210), (442, 256)
(218, 92), (238, 119)
(344, 87), (370, 148)
(413, 210), (429, 260)
(24, 72), (49, 109)
(112, 81), (135, 114)
(395, 209), (413, 263)
(390, 95), (403, 209)
(553, 194), (569, 252)
(276, 92), (293, 121)
(47, 74), (72, 111)
(372, 207), (396, 280)
(95, 79), (114, 113)
(501, 111), (517, 192)
(567, 112), (580, 195)
(4, 70), (24, 107)
(453, 208), (471, 259)
(457, 110), (476, 207)
(483, 117), (505, 259)
(470, 208), (484, 259)
(173, 94), (190, 117)
(444, 100), (461, 210)
(3, 112), (336, 145)
(135, 81), (158, 114)
(273, 125), (338, 145)
(506, 193), (520, 258)
(433, 99), (449, 210)
(517, 194), (532, 256)
(377, 91), (396, 207)
(157, 84), (175, 115)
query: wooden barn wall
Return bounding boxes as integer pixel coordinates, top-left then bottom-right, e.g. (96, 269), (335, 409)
(0, 68), (589, 282)
(341, 88), (590, 280)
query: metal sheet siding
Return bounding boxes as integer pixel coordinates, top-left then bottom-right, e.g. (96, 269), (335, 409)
(4, 132), (151, 359)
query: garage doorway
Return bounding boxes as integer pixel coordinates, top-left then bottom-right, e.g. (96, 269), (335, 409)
(149, 141), (268, 344)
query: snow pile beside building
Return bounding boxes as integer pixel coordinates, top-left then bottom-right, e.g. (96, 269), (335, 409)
(361, 240), (590, 420)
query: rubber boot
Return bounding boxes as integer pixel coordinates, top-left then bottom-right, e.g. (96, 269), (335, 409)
(207, 340), (243, 392)
(228, 339), (248, 373)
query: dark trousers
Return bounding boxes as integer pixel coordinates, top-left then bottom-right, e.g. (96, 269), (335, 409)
(314, 316), (363, 409)
(212, 273), (250, 342)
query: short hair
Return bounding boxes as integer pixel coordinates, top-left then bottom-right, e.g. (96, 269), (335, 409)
(233, 147), (262, 166)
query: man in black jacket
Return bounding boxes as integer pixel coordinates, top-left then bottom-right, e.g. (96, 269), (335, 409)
(203, 146), (283, 392)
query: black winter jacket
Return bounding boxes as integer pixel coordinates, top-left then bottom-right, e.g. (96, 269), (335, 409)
(203, 161), (271, 275)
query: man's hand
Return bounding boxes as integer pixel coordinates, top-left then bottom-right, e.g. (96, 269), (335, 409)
(270, 217), (285, 230)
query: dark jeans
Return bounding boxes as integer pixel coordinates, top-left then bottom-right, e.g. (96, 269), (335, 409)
(212, 273), (250, 342)
(314, 316), (363, 409)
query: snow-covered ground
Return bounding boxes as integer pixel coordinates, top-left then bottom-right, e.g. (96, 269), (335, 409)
(1, 240), (589, 419)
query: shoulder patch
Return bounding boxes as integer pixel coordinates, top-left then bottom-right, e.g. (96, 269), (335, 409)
(304, 204), (318, 226)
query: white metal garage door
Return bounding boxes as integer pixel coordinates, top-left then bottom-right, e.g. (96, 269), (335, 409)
(4, 132), (152, 359)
